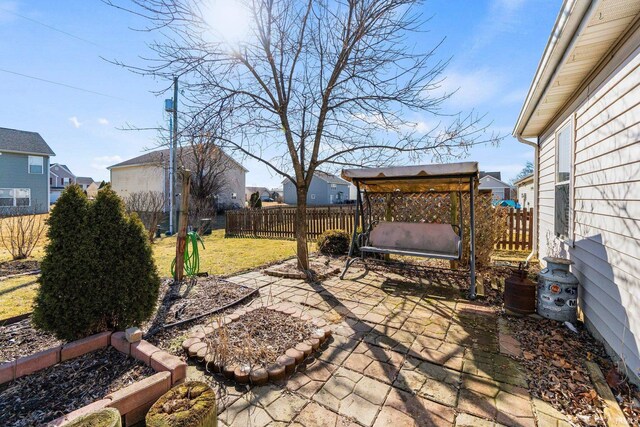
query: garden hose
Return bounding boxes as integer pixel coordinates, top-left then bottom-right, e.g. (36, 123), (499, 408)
(171, 231), (205, 278)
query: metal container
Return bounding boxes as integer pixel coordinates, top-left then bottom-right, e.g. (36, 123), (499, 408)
(504, 264), (536, 314)
(537, 256), (579, 322)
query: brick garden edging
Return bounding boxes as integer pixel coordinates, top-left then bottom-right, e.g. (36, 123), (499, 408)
(182, 304), (332, 385)
(0, 330), (187, 427)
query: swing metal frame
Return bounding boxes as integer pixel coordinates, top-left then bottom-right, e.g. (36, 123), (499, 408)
(339, 162), (479, 299)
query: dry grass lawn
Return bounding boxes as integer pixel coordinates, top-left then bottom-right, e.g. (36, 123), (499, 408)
(0, 214), (299, 319)
(0, 276), (39, 320)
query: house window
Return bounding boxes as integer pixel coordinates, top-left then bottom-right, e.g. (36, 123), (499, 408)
(28, 156), (44, 174)
(331, 183), (337, 189)
(49, 177), (53, 185)
(231, 193), (237, 199)
(310, 194), (316, 200)
(555, 123), (572, 239)
(62, 178), (70, 186)
(0, 188), (31, 207)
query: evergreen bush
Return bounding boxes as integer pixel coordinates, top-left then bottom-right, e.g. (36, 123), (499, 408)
(317, 229), (350, 256)
(33, 185), (160, 340)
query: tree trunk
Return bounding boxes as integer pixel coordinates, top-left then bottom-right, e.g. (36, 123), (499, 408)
(295, 187), (310, 271)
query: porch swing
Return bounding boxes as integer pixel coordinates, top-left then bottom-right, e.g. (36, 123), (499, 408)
(339, 162), (479, 299)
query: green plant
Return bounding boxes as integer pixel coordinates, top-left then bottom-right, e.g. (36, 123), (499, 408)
(33, 185), (160, 340)
(317, 229), (350, 256)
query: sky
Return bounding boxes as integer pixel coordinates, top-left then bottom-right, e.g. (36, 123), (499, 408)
(0, 0), (559, 187)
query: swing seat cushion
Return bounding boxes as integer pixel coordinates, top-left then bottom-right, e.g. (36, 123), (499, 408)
(362, 221), (461, 259)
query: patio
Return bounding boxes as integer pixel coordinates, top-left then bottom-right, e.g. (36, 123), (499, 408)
(184, 262), (569, 427)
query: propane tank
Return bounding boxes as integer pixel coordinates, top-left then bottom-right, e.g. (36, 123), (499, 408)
(537, 257), (579, 322)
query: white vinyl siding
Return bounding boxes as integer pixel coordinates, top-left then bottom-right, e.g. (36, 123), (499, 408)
(536, 31), (640, 382)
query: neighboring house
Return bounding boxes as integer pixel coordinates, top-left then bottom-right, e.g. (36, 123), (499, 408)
(108, 146), (247, 210)
(513, 174), (534, 209)
(76, 176), (96, 192)
(270, 188), (284, 202)
(478, 171), (514, 201)
(245, 186), (271, 201)
(49, 163), (76, 204)
(0, 127), (55, 214)
(514, 0), (640, 384)
(283, 171), (351, 205)
(86, 181), (100, 199)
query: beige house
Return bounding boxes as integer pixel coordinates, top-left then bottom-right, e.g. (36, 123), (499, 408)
(514, 0), (640, 384)
(108, 146), (247, 210)
(513, 174), (534, 209)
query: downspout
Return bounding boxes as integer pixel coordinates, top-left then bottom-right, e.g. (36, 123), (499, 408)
(515, 135), (539, 263)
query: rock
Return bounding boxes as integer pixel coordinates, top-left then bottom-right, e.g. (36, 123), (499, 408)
(125, 327), (142, 343)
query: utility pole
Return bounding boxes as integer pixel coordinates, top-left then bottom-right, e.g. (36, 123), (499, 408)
(172, 76), (179, 234)
(175, 169), (191, 282)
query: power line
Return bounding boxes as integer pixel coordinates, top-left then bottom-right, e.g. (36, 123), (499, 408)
(0, 6), (108, 50)
(0, 68), (126, 101)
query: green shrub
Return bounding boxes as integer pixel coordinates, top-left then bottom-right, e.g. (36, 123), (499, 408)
(33, 185), (160, 340)
(317, 229), (351, 256)
(249, 191), (262, 208)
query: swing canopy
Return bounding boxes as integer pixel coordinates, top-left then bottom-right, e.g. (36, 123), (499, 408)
(340, 162), (478, 192)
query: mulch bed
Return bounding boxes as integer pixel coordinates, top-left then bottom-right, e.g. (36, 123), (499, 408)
(263, 256), (339, 280)
(205, 307), (315, 369)
(0, 346), (154, 427)
(146, 277), (256, 331)
(509, 315), (640, 426)
(0, 318), (63, 364)
(0, 260), (39, 278)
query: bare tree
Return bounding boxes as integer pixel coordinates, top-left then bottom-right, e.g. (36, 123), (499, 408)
(107, 0), (500, 270)
(177, 136), (231, 233)
(0, 206), (47, 260)
(125, 191), (166, 242)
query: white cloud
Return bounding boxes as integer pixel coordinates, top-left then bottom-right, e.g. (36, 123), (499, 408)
(439, 68), (503, 109)
(68, 116), (82, 128)
(98, 118), (109, 125)
(472, 0), (530, 49)
(91, 155), (122, 170)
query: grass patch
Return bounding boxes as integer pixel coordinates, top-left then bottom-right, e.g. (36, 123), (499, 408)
(0, 276), (39, 320)
(0, 216), (299, 320)
(152, 229), (297, 276)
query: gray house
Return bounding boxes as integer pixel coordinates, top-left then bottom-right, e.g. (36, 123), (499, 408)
(49, 163), (76, 204)
(0, 127), (55, 214)
(283, 171), (351, 205)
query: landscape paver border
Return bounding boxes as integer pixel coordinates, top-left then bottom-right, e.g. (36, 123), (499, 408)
(0, 329), (187, 427)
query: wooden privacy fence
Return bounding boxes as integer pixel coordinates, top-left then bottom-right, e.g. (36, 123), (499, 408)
(225, 205), (356, 240)
(496, 207), (533, 251)
(226, 204), (534, 250)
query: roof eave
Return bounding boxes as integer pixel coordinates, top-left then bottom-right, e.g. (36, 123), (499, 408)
(513, 0), (595, 140)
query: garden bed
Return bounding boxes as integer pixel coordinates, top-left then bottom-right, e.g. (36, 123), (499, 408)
(147, 277), (257, 332)
(0, 318), (62, 364)
(0, 260), (40, 278)
(509, 315), (640, 425)
(0, 346), (154, 427)
(183, 304), (331, 384)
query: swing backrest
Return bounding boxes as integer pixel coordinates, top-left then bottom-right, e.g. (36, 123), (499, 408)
(369, 221), (461, 256)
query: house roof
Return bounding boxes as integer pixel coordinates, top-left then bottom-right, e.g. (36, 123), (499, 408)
(514, 0), (640, 138)
(76, 177), (95, 185)
(50, 163), (74, 176)
(341, 162), (479, 193)
(513, 173), (534, 186)
(479, 171), (501, 180)
(314, 171), (350, 185)
(108, 146), (248, 172)
(246, 186), (270, 194)
(479, 174), (513, 189)
(0, 127), (55, 156)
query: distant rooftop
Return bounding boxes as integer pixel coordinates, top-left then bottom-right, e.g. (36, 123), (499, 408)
(0, 127), (55, 156)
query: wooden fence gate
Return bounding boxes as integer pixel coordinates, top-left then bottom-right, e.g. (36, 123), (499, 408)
(496, 207), (533, 251)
